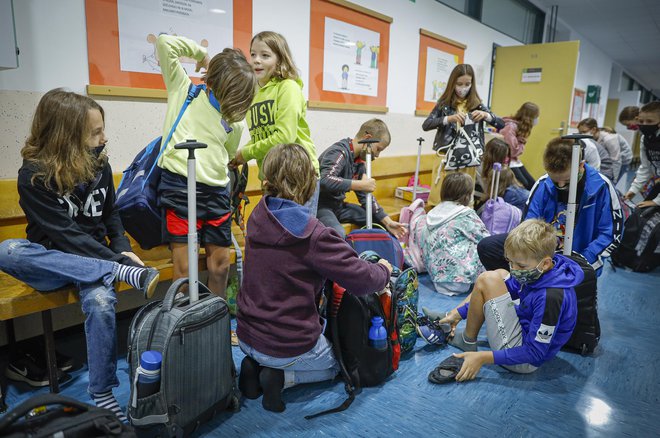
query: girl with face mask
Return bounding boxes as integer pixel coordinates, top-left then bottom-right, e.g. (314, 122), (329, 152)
(422, 64), (504, 204)
(499, 102), (541, 190)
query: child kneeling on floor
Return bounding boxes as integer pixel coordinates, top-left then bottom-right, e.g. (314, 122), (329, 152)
(236, 143), (392, 412)
(421, 219), (582, 381)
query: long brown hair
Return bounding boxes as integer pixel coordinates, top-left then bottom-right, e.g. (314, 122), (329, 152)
(262, 143), (316, 205)
(21, 88), (106, 195)
(204, 48), (257, 123)
(481, 138), (520, 199)
(511, 102), (539, 139)
(251, 31), (300, 82)
(438, 64), (482, 111)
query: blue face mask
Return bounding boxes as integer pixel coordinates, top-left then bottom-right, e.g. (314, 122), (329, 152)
(208, 89), (233, 134)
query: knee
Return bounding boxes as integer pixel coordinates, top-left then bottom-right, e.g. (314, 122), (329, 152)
(81, 285), (117, 315)
(207, 253), (230, 277)
(0, 239), (28, 267)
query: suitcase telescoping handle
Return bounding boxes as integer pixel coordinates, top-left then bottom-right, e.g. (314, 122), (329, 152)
(490, 162), (502, 200)
(0, 394), (93, 432)
(174, 140), (207, 303)
(358, 138), (381, 229)
(412, 137), (425, 201)
(560, 134), (592, 255)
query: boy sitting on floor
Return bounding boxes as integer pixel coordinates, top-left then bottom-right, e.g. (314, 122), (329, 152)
(421, 219), (582, 381)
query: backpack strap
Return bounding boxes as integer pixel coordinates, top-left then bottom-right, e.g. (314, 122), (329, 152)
(305, 283), (356, 420)
(142, 83), (205, 189)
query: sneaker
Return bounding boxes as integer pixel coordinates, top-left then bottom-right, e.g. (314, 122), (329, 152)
(5, 353), (72, 387)
(416, 315), (451, 346)
(140, 268), (160, 300)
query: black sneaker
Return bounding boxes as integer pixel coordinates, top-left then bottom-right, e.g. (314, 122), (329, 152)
(18, 342), (76, 372)
(5, 353), (71, 387)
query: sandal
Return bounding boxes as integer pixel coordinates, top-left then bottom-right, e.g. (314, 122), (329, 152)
(428, 355), (464, 384)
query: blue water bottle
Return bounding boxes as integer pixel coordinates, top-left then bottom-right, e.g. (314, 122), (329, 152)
(137, 350), (162, 398)
(368, 316), (388, 351)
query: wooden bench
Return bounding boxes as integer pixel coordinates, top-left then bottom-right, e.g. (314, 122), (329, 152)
(0, 153), (433, 392)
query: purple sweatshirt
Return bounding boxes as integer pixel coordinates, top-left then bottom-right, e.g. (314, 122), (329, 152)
(236, 196), (390, 358)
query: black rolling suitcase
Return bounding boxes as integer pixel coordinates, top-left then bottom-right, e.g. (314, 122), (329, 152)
(560, 134), (600, 355)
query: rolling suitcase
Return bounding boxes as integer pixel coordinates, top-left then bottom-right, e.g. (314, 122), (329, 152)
(127, 140), (236, 436)
(346, 138), (404, 268)
(560, 134), (600, 355)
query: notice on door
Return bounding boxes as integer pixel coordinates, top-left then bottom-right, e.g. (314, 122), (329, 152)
(521, 68), (542, 83)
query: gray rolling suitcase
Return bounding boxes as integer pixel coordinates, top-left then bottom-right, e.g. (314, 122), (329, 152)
(127, 140), (236, 436)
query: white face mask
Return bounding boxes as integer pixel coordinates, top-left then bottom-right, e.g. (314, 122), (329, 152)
(455, 86), (471, 98)
(533, 118), (539, 126)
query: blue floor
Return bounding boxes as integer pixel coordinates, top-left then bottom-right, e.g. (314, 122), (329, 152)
(3, 262), (659, 436)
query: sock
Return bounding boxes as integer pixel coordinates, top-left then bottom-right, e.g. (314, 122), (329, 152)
(92, 391), (128, 423)
(422, 306), (447, 321)
(449, 330), (478, 352)
(259, 367), (285, 413)
(238, 356), (262, 399)
(115, 264), (147, 290)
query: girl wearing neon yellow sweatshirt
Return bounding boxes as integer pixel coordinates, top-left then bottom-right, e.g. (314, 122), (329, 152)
(232, 31), (320, 215)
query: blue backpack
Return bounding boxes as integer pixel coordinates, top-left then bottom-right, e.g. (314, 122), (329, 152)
(115, 84), (204, 249)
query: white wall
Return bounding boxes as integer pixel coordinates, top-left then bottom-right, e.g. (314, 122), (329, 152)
(571, 30), (612, 126)
(0, 0), (521, 179)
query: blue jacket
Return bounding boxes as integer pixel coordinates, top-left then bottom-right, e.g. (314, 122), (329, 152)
(496, 255), (582, 367)
(524, 164), (623, 272)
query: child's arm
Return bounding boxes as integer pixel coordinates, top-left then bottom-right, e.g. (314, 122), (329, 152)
(319, 147), (353, 194)
(156, 34), (208, 93)
(626, 144), (659, 205)
(500, 121), (524, 159)
(522, 178), (547, 220)
(101, 164), (133, 256)
(241, 80), (305, 164)
(422, 104), (447, 131)
(579, 183), (623, 266)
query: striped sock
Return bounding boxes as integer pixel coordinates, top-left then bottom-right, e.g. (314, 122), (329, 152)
(116, 264), (146, 290)
(92, 391), (128, 423)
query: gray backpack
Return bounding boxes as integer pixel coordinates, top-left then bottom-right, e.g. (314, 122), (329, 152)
(127, 279), (236, 436)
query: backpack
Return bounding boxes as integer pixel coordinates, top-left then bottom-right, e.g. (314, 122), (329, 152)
(115, 84), (204, 249)
(346, 227), (404, 268)
(611, 205), (660, 272)
(479, 163), (522, 234)
(306, 254), (398, 419)
(393, 267), (419, 354)
(399, 198), (428, 272)
(0, 394), (136, 437)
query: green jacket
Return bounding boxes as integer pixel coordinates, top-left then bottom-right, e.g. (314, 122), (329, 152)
(242, 78), (319, 179)
(156, 34), (244, 187)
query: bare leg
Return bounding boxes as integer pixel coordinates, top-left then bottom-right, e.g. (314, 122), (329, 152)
(170, 242), (190, 281)
(204, 244), (230, 299)
(464, 270), (510, 339)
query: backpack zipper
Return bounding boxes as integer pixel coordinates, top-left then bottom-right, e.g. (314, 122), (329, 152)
(174, 307), (227, 345)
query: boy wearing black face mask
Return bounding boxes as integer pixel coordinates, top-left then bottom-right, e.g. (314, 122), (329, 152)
(475, 137), (623, 276)
(423, 220), (581, 382)
(624, 101), (660, 208)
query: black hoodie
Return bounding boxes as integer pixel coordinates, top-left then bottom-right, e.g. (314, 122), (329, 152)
(17, 160), (134, 266)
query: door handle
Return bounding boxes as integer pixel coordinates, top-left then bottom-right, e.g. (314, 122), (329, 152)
(551, 121), (566, 136)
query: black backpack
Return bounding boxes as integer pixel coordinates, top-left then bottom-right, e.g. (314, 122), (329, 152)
(306, 279), (397, 419)
(0, 394), (136, 437)
(611, 206), (660, 272)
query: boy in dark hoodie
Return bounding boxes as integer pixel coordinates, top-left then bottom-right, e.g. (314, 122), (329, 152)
(317, 119), (406, 239)
(424, 219), (582, 380)
(236, 143), (392, 412)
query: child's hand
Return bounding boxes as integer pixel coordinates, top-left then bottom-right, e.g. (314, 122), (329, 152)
(637, 200), (659, 208)
(624, 191), (635, 200)
(448, 113), (466, 125)
(196, 54), (210, 74)
(358, 174), (376, 193)
(454, 352), (485, 381)
(383, 218), (407, 239)
(438, 309), (462, 338)
(377, 258), (393, 274)
(121, 251), (145, 266)
(470, 110), (490, 122)
(231, 150), (246, 167)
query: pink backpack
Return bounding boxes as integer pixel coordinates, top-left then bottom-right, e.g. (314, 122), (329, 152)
(399, 198), (427, 272)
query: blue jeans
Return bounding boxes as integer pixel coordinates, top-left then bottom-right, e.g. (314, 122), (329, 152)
(239, 335), (339, 388)
(303, 179), (321, 217)
(0, 239), (120, 394)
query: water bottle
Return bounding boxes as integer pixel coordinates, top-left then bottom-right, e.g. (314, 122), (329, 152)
(368, 316), (388, 351)
(137, 350), (162, 398)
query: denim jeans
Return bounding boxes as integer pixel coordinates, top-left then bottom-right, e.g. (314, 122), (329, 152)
(239, 335), (339, 388)
(0, 239), (120, 394)
(303, 179), (321, 218)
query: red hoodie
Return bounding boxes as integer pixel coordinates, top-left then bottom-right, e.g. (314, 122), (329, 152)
(236, 196), (390, 357)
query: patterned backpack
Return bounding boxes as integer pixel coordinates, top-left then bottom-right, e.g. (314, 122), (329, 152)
(399, 198), (428, 272)
(392, 267), (419, 354)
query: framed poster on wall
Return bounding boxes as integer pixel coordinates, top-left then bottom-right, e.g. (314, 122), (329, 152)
(308, 0), (392, 113)
(85, 0), (252, 98)
(570, 88), (586, 128)
(415, 29), (466, 117)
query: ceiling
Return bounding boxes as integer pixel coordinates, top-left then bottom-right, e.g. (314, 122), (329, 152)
(534, 0), (660, 96)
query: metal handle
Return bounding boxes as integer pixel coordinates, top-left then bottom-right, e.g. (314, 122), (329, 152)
(357, 138), (380, 229)
(551, 121), (566, 136)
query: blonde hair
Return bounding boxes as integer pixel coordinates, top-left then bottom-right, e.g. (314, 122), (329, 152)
(203, 48), (257, 123)
(262, 143), (316, 205)
(356, 119), (391, 145)
(438, 64), (482, 111)
(440, 172), (474, 206)
(504, 219), (557, 261)
(21, 88), (106, 195)
(251, 31), (299, 81)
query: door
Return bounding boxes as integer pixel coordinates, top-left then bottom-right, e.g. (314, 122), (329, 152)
(490, 41), (579, 179)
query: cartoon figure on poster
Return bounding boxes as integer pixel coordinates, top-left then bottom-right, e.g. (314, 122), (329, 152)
(432, 80), (447, 101)
(370, 45), (379, 69)
(355, 41), (365, 65)
(424, 47), (458, 103)
(341, 64), (349, 89)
